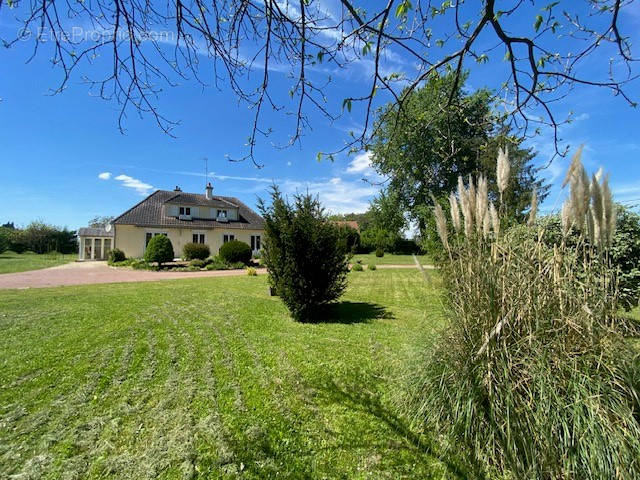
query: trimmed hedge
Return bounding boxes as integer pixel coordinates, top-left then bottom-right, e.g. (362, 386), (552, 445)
(183, 242), (210, 261)
(144, 235), (174, 266)
(219, 240), (252, 265)
(108, 248), (126, 263)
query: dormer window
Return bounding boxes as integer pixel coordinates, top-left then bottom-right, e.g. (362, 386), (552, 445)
(218, 209), (227, 218)
(179, 207), (191, 216)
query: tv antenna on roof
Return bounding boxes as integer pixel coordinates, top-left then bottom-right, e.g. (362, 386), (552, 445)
(204, 157), (208, 187)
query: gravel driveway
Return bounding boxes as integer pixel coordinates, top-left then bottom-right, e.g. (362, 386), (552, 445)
(0, 262), (266, 289)
(0, 261), (428, 290)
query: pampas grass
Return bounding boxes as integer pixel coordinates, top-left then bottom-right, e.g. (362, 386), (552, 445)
(496, 146), (510, 196)
(406, 148), (640, 479)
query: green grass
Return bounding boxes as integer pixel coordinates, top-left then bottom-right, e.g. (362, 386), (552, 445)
(0, 251), (76, 274)
(352, 252), (432, 265)
(0, 270), (461, 479)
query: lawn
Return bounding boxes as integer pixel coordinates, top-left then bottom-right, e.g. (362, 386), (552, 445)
(352, 252), (432, 265)
(0, 250), (76, 274)
(0, 270), (461, 479)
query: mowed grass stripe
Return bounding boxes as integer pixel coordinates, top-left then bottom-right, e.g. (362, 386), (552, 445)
(0, 271), (460, 479)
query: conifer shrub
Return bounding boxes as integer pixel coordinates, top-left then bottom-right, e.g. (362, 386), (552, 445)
(375, 247), (384, 257)
(143, 235), (174, 266)
(259, 187), (350, 322)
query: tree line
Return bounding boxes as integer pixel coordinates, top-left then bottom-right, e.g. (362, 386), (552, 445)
(0, 221), (77, 255)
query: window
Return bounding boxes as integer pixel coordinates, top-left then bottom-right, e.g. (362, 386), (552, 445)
(179, 207), (191, 215)
(223, 234), (235, 243)
(218, 210), (227, 218)
(251, 235), (261, 251)
(192, 233), (205, 244)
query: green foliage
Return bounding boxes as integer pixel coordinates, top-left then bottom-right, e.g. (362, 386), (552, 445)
(369, 72), (547, 239)
(20, 221), (77, 254)
(259, 186), (350, 322)
(367, 264), (377, 271)
(183, 242), (211, 261)
(189, 259), (207, 268)
(8, 230), (28, 253)
(143, 235), (174, 266)
(336, 224), (360, 253)
(409, 226), (640, 478)
(219, 240), (252, 265)
(107, 248), (126, 263)
(88, 215), (115, 228)
(0, 230), (8, 254)
(351, 263), (363, 271)
(246, 267), (257, 276)
(530, 206), (640, 310)
(375, 247), (384, 257)
(612, 207), (640, 310)
(205, 257), (245, 270)
(408, 162), (640, 478)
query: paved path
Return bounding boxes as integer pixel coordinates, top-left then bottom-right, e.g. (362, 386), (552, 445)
(0, 261), (431, 290)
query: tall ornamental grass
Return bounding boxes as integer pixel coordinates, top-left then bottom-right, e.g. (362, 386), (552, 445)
(408, 148), (640, 478)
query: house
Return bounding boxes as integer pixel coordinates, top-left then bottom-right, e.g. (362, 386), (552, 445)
(77, 227), (114, 260)
(333, 220), (359, 231)
(78, 182), (265, 260)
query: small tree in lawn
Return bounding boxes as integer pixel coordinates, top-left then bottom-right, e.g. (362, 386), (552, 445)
(259, 186), (350, 322)
(144, 235), (174, 267)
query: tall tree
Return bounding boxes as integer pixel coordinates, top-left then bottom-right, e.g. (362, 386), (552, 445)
(3, 1), (636, 162)
(369, 72), (547, 236)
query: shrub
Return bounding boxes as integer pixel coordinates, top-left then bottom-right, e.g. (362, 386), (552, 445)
(351, 263), (363, 271)
(0, 234), (7, 254)
(406, 149), (640, 478)
(189, 259), (206, 268)
(259, 187), (350, 322)
(144, 235), (174, 266)
(219, 240), (252, 265)
(8, 230), (28, 254)
(131, 259), (154, 270)
(375, 247), (384, 257)
(336, 224), (360, 253)
(108, 248), (126, 263)
(246, 267), (257, 276)
(367, 264), (376, 270)
(183, 242), (210, 261)
(523, 205), (640, 311)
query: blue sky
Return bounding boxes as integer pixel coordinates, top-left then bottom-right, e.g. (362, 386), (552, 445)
(1, 1), (639, 230)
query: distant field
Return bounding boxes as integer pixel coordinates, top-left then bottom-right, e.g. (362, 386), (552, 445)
(0, 251), (76, 274)
(0, 270), (458, 479)
(352, 253), (432, 265)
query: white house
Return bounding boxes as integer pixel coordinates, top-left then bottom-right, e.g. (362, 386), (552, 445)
(78, 182), (265, 260)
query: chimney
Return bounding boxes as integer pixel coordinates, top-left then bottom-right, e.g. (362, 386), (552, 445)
(174, 186), (182, 192)
(205, 182), (213, 200)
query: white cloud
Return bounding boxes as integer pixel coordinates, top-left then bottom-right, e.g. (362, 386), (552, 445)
(281, 176), (378, 214)
(345, 151), (377, 177)
(210, 173), (274, 183)
(113, 174), (154, 195)
(98, 172), (112, 180)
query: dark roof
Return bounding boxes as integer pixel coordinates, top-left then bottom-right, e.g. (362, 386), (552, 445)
(167, 192), (238, 208)
(77, 227), (114, 237)
(113, 190), (265, 230)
